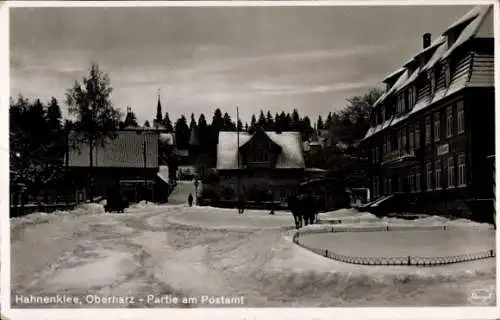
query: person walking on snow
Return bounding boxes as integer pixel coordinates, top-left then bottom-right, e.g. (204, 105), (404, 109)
(188, 193), (193, 207)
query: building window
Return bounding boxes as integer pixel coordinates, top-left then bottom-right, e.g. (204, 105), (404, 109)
(457, 101), (464, 134)
(408, 171), (415, 193)
(398, 130), (403, 152)
(415, 167), (421, 191)
(447, 156), (455, 188)
(372, 147), (376, 163)
(408, 86), (416, 109)
(425, 116), (431, 145)
(397, 176), (403, 192)
(415, 124), (420, 149)
(446, 106), (453, 137)
(373, 176), (380, 198)
(409, 126), (414, 151)
(426, 162), (433, 190)
(444, 62), (451, 87)
(458, 153), (466, 187)
(429, 71), (436, 95)
(435, 159), (442, 190)
(434, 113), (441, 142)
(383, 179), (388, 195)
(397, 94), (406, 114)
(383, 138), (387, 154)
(387, 177), (392, 194)
(402, 128), (407, 152)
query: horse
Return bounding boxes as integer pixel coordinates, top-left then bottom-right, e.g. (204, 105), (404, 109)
(287, 195), (303, 229)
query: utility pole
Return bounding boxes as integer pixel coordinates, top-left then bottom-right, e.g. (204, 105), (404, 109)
(237, 105), (240, 212)
(65, 123), (70, 206)
(144, 136), (148, 201)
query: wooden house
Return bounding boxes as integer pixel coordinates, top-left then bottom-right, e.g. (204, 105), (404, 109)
(68, 129), (170, 203)
(216, 127), (306, 208)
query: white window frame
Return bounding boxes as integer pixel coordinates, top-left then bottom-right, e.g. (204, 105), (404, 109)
(415, 168), (421, 191)
(434, 113), (441, 142)
(435, 160), (442, 190)
(444, 62), (451, 87)
(447, 156), (455, 188)
(425, 117), (431, 145)
(458, 153), (466, 187)
(409, 126), (414, 151)
(415, 124), (420, 149)
(446, 106), (453, 138)
(426, 162), (433, 191)
(402, 129), (407, 152)
(457, 101), (464, 134)
(429, 71), (436, 96)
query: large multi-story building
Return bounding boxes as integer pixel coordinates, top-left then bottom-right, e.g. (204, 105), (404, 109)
(362, 5), (494, 222)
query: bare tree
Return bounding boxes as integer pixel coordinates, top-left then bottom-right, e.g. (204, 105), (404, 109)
(66, 62), (122, 202)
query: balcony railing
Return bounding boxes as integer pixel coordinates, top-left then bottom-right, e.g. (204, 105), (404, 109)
(382, 149), (417, 166)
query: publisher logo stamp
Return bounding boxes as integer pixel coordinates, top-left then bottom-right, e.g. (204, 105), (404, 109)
(468, 287), (495, 306)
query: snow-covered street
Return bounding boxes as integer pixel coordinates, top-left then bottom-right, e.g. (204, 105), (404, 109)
(10, 185), (496, 308)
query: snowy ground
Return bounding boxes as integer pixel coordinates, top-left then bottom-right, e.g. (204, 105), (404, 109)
(9, 183), (496, 307)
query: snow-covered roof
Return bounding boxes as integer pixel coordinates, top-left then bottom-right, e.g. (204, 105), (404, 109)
(217, 131), (305, 170)
(441, 5), (492, 60)
(444, 5), (485, 34)
(68, 130), (159, 168)
(382, 67), (406, 84)
(365, 5), (493, 140)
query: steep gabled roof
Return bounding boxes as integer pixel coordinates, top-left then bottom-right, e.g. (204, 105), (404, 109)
(441, 5), (492, 60)
(68, 130), (159, 168)
(217, 131), (304, 170)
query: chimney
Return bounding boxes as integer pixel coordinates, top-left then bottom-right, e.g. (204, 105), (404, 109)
(423, 33), (431, 49)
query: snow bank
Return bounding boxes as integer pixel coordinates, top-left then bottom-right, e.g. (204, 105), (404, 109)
(128, 200), (158, 210)
(73, 203), (105, 214)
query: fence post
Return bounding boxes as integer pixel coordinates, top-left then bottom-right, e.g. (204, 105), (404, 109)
(386, 225), (389, 231)
(325, 249), (328, 257)
(407, 256), (411, 265)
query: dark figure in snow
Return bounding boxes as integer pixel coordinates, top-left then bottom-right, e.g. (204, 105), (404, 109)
(237, 194), (245, 214)
(188, 193), (193, 207)
(297, 191), (317, 226)
(288, 194), (303, 229)
(269, 190), (275, 215)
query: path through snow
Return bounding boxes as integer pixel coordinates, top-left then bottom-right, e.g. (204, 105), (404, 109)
(9, 202), (496, 308)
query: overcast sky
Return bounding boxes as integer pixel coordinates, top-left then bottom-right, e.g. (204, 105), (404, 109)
(10, 5), (474, 125)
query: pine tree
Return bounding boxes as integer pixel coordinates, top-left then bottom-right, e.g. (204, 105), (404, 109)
(175, 115), (190, 149)
(190, 113), (197, 129)
(257, 110), (266, 127)
(123, 107), (139, 128)
(266, 111), (274, 131)
(317, 115), (324, 130)
(144, 120), (151, 127)
(163, 112), (173, 132)
(249, 114), (257, 133)
(291, 109), (300, 131)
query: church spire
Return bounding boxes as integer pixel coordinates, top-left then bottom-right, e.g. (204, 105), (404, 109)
(155, 88), (163, 124)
